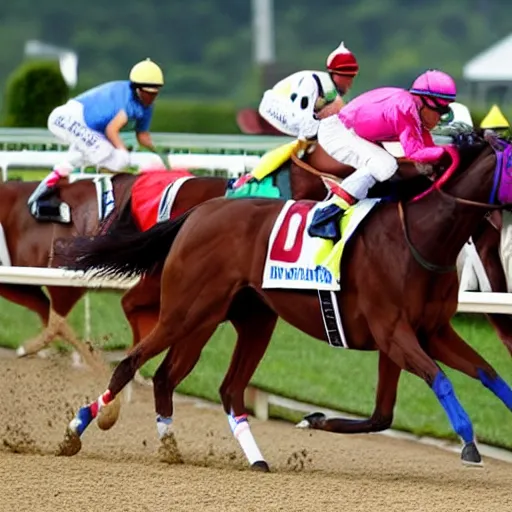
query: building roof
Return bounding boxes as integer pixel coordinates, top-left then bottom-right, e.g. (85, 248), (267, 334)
(463, 34), (512, 82)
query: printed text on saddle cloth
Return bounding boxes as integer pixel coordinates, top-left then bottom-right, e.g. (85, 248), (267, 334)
(262, 201), (339, 291)
(262, 198), (381, 291)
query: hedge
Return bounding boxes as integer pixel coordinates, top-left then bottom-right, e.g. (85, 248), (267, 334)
(150, 98), (240, 134)
(2, 60), (69, 128)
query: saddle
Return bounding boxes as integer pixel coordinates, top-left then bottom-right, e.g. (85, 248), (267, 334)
(30, 175), (115, 226)
(30, 188), (71, 224)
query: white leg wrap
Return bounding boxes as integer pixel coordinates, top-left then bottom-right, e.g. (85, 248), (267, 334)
(156, 415), (173, 439)
(227, 413), (265, 465)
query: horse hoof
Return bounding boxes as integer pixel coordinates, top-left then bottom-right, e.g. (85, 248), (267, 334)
(251, 460), (270, 472)
(97, 397), (121, 431)
(56, 428), (82, 457)
(461, 441), (483, 467)
(296, 412), (326, 429)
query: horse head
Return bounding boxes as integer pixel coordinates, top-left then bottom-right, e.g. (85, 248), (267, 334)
(413, 124), (512, 206)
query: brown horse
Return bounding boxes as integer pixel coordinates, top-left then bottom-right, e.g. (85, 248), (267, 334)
(0, 173), (136, 366)
(58, 130), (512, 470)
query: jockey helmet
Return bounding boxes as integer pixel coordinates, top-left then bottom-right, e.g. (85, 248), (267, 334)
(129, 58), (164, 92)
(326, 41), (359, 76)
(409, 70), (456, 114)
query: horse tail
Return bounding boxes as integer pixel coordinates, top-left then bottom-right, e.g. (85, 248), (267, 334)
(59, 210), (194, 279)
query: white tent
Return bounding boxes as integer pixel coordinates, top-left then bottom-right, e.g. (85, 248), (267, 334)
(463, 34), (512, 104)
(464, 34), (512, 81)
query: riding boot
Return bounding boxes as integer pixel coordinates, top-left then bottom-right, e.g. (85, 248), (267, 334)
(27, 169), (71, 224)
(308, 187), (357, 240)
(27, 178), (57, 207)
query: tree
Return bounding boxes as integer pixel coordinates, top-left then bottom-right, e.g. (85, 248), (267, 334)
(3, 60), (69, 127)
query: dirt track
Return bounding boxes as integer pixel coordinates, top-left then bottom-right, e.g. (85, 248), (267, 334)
(0, 355), (510, 512)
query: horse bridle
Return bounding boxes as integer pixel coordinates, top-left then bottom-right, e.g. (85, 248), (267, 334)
(399, 143), (512, 273)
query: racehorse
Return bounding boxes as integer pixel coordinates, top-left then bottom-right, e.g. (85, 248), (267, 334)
(0, 173), (136, 368)
(58, 130), (512, 470)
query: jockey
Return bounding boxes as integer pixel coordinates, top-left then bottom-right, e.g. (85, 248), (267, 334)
(257, 41), (359, 140)
(28, 58), (164, 220)
(309, 69), (458, 237)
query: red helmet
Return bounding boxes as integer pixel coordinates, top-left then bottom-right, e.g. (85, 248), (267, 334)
(326, 41), (359, 76)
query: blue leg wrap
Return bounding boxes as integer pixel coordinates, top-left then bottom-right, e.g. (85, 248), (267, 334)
(74, 406), (93, 437)
(477, 368), (512, 410)
(431, 372), (474, 444)
(156, 415), (173, 426)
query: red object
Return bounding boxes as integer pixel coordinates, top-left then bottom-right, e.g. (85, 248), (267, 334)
(131, 169), (194, 231)
(233, 173), (253, 189)
(326, 45), (359, 76)
(269, 201), (316, 263)
(322, 176), (356, 204)
(412, 145), (460, 202)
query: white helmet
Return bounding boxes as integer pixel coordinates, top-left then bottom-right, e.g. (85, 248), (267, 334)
(129, 58), (164, 92)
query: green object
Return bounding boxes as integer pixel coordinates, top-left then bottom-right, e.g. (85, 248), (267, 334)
(226, 176), (281, 198)
(3, 60), (69, 127)
(151, 98), (240, 134)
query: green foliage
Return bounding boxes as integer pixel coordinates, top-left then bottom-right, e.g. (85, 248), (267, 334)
(151, 98), (241, 134)
(3, 60), (69, 127)
(0, 1), (511, 107)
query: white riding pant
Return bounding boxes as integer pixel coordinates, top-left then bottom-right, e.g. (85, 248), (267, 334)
(317, 115), (398, 200)
(47, 100), (131, 174)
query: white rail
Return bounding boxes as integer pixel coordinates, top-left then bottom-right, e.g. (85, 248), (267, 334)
(0, 266), (509, 314)
(0, 150), (260, 181)
(0, 266), (138, 289)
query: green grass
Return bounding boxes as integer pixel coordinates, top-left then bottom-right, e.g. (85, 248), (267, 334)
(0, 291), (511, 449)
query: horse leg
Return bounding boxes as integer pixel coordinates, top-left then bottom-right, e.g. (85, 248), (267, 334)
(60, 266), (233, 457)
(315, 317), (479, 465)
(152, 322), (218, 465)
(298, 351), (402, 435)
(472, 229), (512, 357)
(121, 276), (161, 347)
(120, 276), (161, 405)
(218, 295), (278, 472)
(0, 284), (50, 325)
(380, 320), (482, 465)
(0, 285), (51, 354)
(16, 287), (85, 359)
(58, 319), (177, 457)
(427, 323), (512, 413)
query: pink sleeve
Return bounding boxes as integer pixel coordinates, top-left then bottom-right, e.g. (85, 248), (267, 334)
(395, 106), (444, 163)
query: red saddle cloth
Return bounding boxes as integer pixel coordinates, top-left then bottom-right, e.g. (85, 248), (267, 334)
(131, 169), (194, 231)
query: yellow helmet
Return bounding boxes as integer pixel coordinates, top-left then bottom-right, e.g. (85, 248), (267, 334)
(129, 58), (164, 92)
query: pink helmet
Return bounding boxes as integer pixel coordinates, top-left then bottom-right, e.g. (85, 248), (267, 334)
(410, 69), (457, 105)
